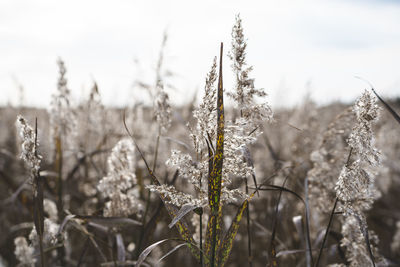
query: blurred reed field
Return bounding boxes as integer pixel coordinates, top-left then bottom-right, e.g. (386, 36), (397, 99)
(1, 15), (400, 267)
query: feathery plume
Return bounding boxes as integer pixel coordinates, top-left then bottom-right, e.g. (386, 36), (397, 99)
(16, 115), (41, 177)
(335, 90), (381, 214)
(334, 90), (386, 266)
(49, 58), (77, 152)
(340, 215), (387, 266)
(97, 138), (142, 217)
(14, 236), (36, 267)
(228, 14), (273, 125)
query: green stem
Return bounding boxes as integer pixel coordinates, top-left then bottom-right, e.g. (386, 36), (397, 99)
(245, 179), (252, 267)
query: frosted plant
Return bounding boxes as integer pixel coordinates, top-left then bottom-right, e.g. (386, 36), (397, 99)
(336, 161), (379, 213)
(29, 218), (61, 247)
(334, 90), (385, 266)
(335, 90), (381, 215)
(340, 216), (386, 267)
(134, 32), (172, 136)
(43, 198), (58, 222)
(78, 82), (106, 148)
(16, 115), (41, 178)
(149, 17), (273, 209)
(148, 58), (248, 209)
(154, 85), (171, 135)
(368, 110), (398, 193)
(192, 56), (218, 154)
(347, 91), (380, 166)
(86, 82), (105, 134)
(97, 138), (142, 217)
(227, 14), (273, 186)
(153, 34), (172, 135)
(222, 122), (258, 181)
(75, 82), (107, 212)
(14, 236), (36, 267)
(29, 200), (65, 248)
(49, 58), (77, 153)
(228, 14), (273, 126)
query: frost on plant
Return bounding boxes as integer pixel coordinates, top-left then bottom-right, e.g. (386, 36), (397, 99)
(16, 115), (42, 178)
(97, 138), (142, 217)
(334, 90), (385, 266)
(228, 14), (273, 126)
(14, 236), (36, 267)
(154, 86), (172, 135)
(226, 14), (273, 185)
(77, 82), (106, 149)
(192, 56), (218, 154)
(340, 216), (386, 267)
(29, 218), (62, 248)
(335, 90), (381, 215)
(148, 57), (248, 209)
(49, 58), (77, 152)
(148, 16), (273, 210)
(43, 198), (58, 222)
(348, 91), (380, 166)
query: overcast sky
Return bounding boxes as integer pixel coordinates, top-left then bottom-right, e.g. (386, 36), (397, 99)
(1, 0), (400, 108)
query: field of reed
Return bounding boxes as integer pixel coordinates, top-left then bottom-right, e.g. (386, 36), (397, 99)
(1, 15), (400, 267)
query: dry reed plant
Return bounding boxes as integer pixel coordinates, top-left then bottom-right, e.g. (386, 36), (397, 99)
(1, 14), (400, 267)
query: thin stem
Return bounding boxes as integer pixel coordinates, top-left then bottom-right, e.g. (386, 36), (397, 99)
(304, 176), (313, 267)
(55, 134), (65, 265)
(33, 120), (45, 267)
(269, 176), (288, 266)
(315, 197), (338, 267)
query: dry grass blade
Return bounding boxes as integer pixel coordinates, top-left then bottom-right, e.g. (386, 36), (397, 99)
(353, 213), (376, 267)
(206, 42), (225, 267)
(157, 243), (187, 263)
(116, 233), (126, 262)
(168, 204), (200, 228)
(102, 261), (143, 267)
(355, 76), (400, 125)
(135, 239), (180, 267)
